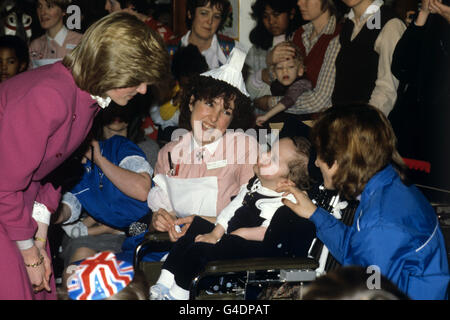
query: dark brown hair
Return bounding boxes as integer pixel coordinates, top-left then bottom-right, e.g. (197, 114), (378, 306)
(178, 75), (255, 132)
(186, 0), (231, 32)
(311, 104), (406, 200)
(303, 266), (410, 300)
(286, 136), (311, 190)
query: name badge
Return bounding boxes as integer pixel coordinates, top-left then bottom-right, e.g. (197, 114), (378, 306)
(206, 159), (227, 170)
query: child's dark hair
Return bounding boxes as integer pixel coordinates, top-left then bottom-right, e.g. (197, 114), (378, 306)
(303, 266), (410, 300)
(117, 0), (152, 14)
(171, 44), (209, 82)
(186, 0), (231, 32)
(0, 35), (29, 70)
(249, 0), (302, 50)
(286, 136), (311, 190)
(178, 75), (255, 131)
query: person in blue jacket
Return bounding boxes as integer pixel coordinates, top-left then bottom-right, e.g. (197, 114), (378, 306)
(279, 103), (449, 300)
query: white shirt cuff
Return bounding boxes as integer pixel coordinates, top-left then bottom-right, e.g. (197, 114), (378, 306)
(16, 239), (34, 250)
(32, 201), (51, 225)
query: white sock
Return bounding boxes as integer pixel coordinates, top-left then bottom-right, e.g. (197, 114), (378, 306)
(157, 269), (175, 289)
(169, 283), (190, 300)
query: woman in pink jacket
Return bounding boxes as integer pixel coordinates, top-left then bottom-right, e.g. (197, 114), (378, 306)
(0, 12), (168, 299)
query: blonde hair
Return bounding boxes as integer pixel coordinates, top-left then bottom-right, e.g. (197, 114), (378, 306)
(63, 12), (169, 97)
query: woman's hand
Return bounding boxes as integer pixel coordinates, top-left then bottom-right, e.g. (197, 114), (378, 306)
(151, 208), (176, 232)
(430, 0), (450, 23)
(276, 185), (317, 219)
(21, 246), (51, 293)
(168, 215), (194, 242)
(267, 42), (295, 66)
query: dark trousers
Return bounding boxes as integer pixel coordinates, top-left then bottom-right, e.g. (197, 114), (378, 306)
(163, 208), (316, 290)
(163, 217), (279, 290)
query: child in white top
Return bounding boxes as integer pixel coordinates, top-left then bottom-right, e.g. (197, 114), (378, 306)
(150, 136), (316, 300)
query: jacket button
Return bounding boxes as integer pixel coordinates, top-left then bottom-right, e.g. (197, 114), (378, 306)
(56, 153), (63, 158)
(72, 114), (76, 121)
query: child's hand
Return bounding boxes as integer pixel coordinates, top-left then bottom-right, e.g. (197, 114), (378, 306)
(256, 114), (269, 127)
(195, 232), (220, 244)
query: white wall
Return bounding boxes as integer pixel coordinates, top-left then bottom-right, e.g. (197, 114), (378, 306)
(238, 0), (256, 52)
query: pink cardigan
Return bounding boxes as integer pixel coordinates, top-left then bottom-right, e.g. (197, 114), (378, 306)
(0, 62), (97, 299)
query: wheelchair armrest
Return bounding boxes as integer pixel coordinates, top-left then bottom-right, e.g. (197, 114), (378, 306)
(146, 231), (171, 242)
(202, 257), (319, 276)
(133, 231), (173, 269)
(190, 257), (319, 299)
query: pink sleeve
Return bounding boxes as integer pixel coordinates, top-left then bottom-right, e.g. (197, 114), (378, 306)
(0, 86), (66, 240)
(154, 145), (170, 175)
(35, 183), (62, 214)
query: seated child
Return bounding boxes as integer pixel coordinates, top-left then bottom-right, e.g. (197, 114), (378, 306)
(0, 35), (29, 82)
(65, 251), (149, 300)
(150, 136), (316, 300)
(256, 41), (312, 126)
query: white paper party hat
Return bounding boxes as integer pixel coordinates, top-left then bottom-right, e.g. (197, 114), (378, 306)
(201, 45), (249, 97)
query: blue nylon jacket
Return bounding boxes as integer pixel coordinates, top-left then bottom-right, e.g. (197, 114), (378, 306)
(310, 165), (449, 300)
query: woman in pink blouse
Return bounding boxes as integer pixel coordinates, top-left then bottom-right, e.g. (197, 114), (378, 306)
(147, 47), (258, 244)
(29, 0), (83, 68)
(0, 12), (168, 299)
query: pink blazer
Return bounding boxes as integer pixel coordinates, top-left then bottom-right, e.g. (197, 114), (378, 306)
(0, 62), (97, 242)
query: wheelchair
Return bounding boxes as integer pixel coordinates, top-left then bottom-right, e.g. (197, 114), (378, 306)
(133, 183), (360, 300)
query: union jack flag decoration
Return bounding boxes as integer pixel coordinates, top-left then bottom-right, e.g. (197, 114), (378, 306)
(67, 251), (134, 300)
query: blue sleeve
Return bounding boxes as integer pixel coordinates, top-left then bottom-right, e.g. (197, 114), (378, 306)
(310, 207), (351, 263)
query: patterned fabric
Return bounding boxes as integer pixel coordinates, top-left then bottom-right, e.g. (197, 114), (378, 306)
(166, 33), (236, 69)
(67, 251), (134, 300)
(144, 17), (175, 43)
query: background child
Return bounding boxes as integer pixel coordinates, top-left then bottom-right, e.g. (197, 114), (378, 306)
(256, 41), (312, 126)
(150, 136), (316, 300)
(0, 35), (29, 82)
